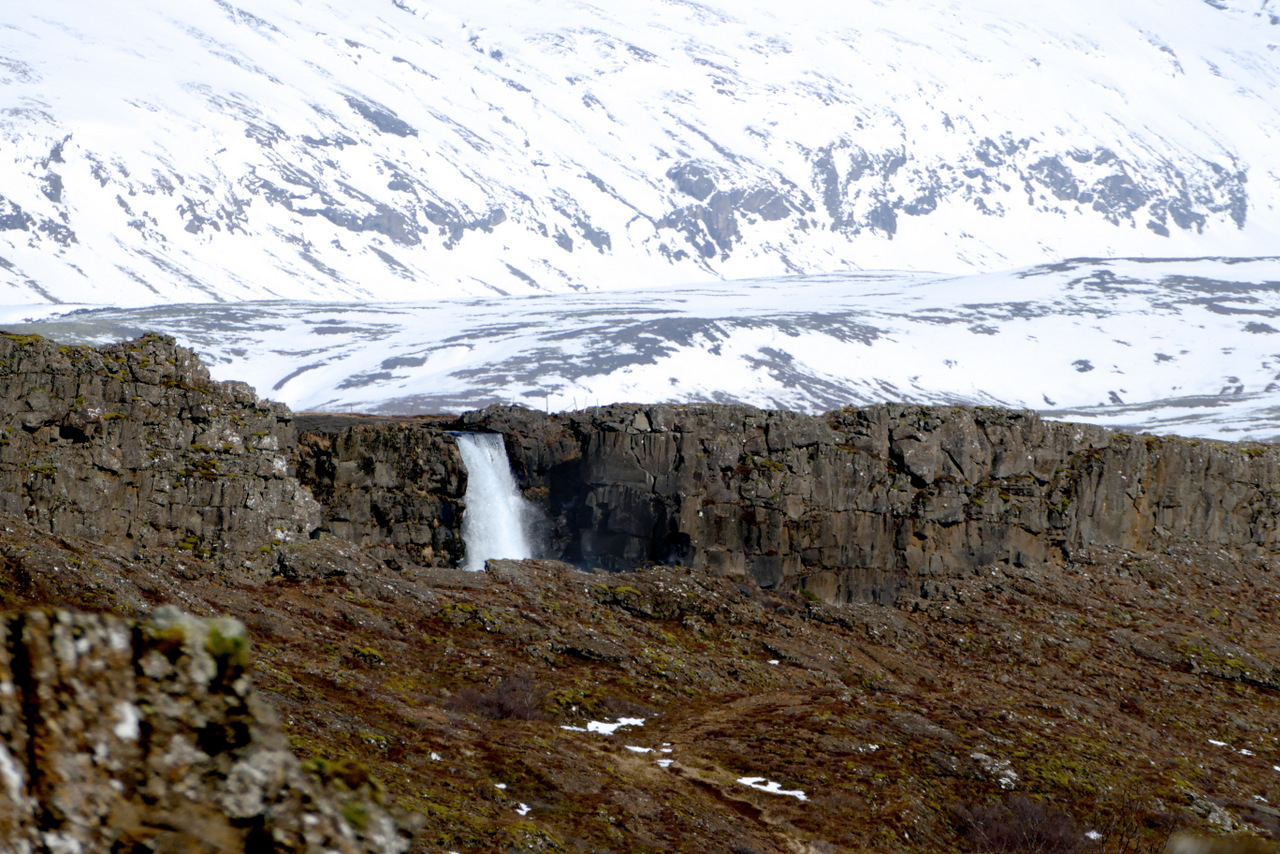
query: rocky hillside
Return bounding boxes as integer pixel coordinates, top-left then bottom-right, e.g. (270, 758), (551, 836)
(1, 331), (1279, 853)
(2, 519), (1278, 853)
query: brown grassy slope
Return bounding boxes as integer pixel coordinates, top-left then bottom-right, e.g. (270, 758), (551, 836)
(0, 516), (1278, 853)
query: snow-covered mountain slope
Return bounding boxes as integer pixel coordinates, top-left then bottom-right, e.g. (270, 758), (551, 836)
(2, 0), (1280, 305)
(11, 257), (1280, 442)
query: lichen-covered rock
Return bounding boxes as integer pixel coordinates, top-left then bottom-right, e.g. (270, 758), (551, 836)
(294, 418), (465, 568)
(0, 606), (415, 853)
(0, 333), (320, 569)
(1166, 833), (1280, 854)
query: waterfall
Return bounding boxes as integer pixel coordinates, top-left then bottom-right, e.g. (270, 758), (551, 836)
(454, 433), (535, 571)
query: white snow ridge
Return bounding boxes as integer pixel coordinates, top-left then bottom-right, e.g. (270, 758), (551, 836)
(2, 1), (1280, 437)
(2, 0), (1280, 305)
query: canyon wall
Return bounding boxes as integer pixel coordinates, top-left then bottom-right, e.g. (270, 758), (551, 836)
(293, 416), (466, 570)
(4, 331), (1278, 602)
(0, 333), (319, 570)
(297, 402), (1280, 603)
(458, 404), (1280, 602)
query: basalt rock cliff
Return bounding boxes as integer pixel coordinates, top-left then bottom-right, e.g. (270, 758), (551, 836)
(3, 332), (1280, 853)
(4, 331), (1278, 599)
(0, 332), (320, 570)
(300, 401), (1280, 605)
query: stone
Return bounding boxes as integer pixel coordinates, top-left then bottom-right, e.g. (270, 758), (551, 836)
(0, 606), (416, 853)
(0, 333), (321, 573)
(9, 334), (1280, 605)
(455, 403), (1280, 599)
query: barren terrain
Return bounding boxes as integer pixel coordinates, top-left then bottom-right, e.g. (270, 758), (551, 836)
(2, 517), (1277, 852)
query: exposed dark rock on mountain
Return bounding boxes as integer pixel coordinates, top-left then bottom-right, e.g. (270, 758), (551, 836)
(5, 2), (1279, 304)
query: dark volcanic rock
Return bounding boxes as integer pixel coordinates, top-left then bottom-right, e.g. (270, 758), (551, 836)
(0, 605), (413, 852)
(458, 403), (1280, 601)
(0, 332), (320, 570)
(294, 400), (1280, 598)
(8, 333), (1280, 605)
(294, 416), (465, 569)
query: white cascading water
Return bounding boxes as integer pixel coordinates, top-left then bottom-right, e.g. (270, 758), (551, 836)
(455, 433), (535, 571)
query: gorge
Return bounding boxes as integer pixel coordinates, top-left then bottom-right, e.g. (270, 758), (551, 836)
(0, 331), (1278, 852)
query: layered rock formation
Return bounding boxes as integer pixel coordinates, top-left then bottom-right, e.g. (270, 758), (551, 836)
(293, 417), (465, 570)
(5, 330), (1278, 603)
(0, 333), (320, 569)
(0, 606), (411, 852)
(303, 403), (1280, 602)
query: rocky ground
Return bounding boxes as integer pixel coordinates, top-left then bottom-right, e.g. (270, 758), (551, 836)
(1, 331), (1278, 853)
(1, 514), (1278, 853)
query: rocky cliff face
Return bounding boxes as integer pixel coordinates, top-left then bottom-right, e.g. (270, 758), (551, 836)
(0, 605), (412, 852)
(293, 417), (465, 570)
(6, 331), (1278, 602)
(0, 333), (320, 570)
(293, 400), (1280, 603)
(453, 404), (1280, 601)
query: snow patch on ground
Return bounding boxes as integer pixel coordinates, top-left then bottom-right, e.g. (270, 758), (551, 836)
(971, 752), (1019, 790)
(737, 777), (808, 801)
(560, 717), (645, 735)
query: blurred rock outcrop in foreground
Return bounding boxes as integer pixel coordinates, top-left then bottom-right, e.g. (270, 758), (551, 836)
(0, 606), (413, 852)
